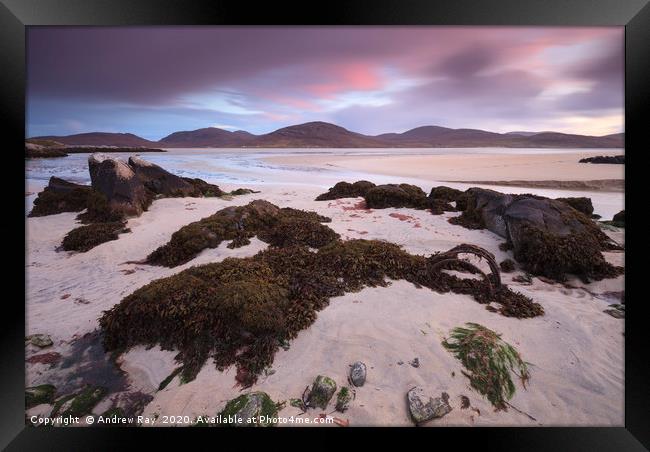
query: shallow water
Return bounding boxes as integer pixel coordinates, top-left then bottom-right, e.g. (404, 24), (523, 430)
(25, 147), (624, 219)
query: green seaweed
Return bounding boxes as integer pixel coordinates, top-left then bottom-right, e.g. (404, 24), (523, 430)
(442, 323), (530, 411)
(25, 384), (57, 409)
(61, 221), (130, 252)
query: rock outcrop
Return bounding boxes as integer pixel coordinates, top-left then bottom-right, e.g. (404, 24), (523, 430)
(88, 153), (151, 217)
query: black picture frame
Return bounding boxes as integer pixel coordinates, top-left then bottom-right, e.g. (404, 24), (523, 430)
(3, 0), (648, 449)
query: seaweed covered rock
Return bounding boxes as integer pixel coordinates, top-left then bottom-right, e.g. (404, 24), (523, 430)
(146, 200), (337, 267)
(315, 180), (376, 201)
(129, 156), (197, 197)
(556, 197), (594, 216)
(88, 153), (151, 217)
(62, 221), (130, 252)
(25, 384), (57, 409)
(307, 375), (337, 409)
(180, 177), (225, 197)
(218, 392), (279, 427)
(449, 188), (622, 282)
(504, 198), (622, 282)
(101, 239), (542, 387)
(364, 183), (429, 209)
(29, 177), (92, 217)
(407, 388), (452, 425)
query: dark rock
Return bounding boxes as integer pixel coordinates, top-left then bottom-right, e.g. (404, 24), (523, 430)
(364, 183), (428, 209)
(611, 210), (625, 227)
(349, 361), (367, 387)
(604, 304), (625, 319)
(29, 177), (92, 217)
(315, 180), (376, 201)
(556, 197), (594, 216)
(128, 156), (196, 197)
(181, 177), (226, 197)
(88, 153), (151, 217)
(579, 155), (624, 164)
(406, 387), (452, 425)
(409, 357), (420, 368)
(307, 375), (337, 409)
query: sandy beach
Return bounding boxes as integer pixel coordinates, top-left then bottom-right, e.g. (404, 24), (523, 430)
(264, 150), (625, 190)
(25, 163), (625, 426)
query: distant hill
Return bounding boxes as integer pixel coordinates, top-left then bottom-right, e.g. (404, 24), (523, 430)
(253, 122), (386, 148)
(34, 132), (157, 147)
(159, 128), (255, 147)
(32, 123), (624, 149)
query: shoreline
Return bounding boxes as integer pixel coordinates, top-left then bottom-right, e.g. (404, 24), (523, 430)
(442, 179), (624, 192)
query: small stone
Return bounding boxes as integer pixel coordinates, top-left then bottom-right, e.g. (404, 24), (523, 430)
(307, 375), (337, 409)
(335, 387), (352, 412)
(349, 362), (367, 387)
(604, 308), (625, 319)
(218, 392), (279, 427)
(26, 334), (53, 348)
(407, 387), (452, 425)
(512, 273), (533, 285)
(397, 361), (404, 366)
(409, 357), (420, 368)
(25, 384), (57, 409)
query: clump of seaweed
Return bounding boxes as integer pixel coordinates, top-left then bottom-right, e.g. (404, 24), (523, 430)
(364, 184), (429, 209)
(315, 181), (376, 201)
(146, 200), (337, 267)
(442, 323), (530, 411)
(62, 221), (130, 252)
(500, 259), (515, 273)
(513, 225), (623, 282)
(76, 190), (125, 224)
(101, 239), (543, 387)
(29, 178), (92, 217)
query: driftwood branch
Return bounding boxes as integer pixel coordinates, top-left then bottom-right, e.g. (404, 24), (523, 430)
(429, 244), (502, 294)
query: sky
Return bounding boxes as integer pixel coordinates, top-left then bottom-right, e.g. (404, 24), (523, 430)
(27, 26), (624, 140)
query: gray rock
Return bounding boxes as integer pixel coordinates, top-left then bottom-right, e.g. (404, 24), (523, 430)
(466, 188), (513, 238)
(88, 153), (150, 217)
(26, 334), (53, 348)
(128, 156), (195, 197)
(604, 304), (625, 319)
(307, 375), (337, 409)
(349, 361), (367, 387)
(407, 387), (452, 425)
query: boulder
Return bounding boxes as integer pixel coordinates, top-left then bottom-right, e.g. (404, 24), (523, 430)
(128, 156), (195, 197)
(307, 375), (337, 409)
(28, 177), (92, 217)
(364, 184), (428, 209)
(315, 180), (376, 201)
(218, 391), (279, 427)
(466, 188), (514, 238)
(612, 210), (625, 227)
(26, 334), (53, 348)
(349, 361), (367, 387)
(407, 387), (452, 425)
(88, 153), (150, 217)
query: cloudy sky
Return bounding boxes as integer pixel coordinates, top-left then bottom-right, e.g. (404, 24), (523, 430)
(27, 26), (623, 140)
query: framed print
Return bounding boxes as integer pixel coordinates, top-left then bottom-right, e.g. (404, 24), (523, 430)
(2, 0), (648, 449)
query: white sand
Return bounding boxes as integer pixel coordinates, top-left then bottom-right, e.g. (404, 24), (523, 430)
(25, 182), (624, 426)
(263, 150), (624, 185)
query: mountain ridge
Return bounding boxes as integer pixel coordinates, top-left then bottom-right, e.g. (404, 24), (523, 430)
(33, 122), (624, 149)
